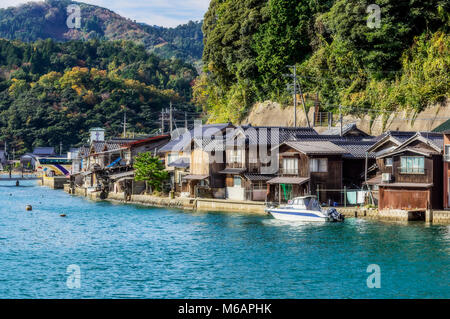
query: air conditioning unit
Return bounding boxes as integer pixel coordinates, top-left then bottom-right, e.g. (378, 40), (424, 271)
(382, 173), (391, 183)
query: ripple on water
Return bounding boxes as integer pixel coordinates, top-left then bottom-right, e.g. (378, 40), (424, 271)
(0, 180), (449, 298)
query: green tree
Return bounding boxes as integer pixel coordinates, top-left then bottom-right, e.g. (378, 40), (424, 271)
(133, 152), (168, 193)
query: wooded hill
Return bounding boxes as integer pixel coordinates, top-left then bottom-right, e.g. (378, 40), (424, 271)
(0, 39), (197, 154)
(0, 0), (204, 64)
(194, 0), (449, 123)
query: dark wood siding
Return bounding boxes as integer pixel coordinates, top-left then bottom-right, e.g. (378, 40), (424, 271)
(379, 188), (430, 210)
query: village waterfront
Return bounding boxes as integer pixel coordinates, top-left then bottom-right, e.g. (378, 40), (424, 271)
(0, 179), (448, 299)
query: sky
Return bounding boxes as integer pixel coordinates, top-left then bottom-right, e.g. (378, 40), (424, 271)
(0, 0), (211, 27)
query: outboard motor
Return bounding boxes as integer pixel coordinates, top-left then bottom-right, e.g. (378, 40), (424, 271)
(326, 208), (345, 222)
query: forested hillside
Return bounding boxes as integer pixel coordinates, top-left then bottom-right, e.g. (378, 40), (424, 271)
(0, 39), (197, 154)
(0, 0), (203, 63)
(195, 0), (450, 123)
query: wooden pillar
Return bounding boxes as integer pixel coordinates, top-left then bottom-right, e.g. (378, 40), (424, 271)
(278, 184), (281, 204)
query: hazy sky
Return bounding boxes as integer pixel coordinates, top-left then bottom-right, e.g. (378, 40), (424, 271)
(0, 0), (210, 27)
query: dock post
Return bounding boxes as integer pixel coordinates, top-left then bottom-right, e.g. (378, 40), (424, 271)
(426, 209), (433, 223)
(344, 186), (347, 207)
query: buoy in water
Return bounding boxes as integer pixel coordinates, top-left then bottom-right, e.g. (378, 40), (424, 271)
(60, 214), (66, 217)
(26, 205), (32, 211)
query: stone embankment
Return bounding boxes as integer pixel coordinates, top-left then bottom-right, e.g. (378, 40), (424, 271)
(61, 186), (450, 224)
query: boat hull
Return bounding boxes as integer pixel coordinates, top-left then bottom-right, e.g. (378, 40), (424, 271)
(268, 209), (328, 222)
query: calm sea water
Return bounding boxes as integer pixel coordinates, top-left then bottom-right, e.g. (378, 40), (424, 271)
(0, 180), (448, 299)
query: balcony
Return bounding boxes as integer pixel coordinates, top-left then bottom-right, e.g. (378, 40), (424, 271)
(399, 167), (425, 174)
(280, 168), (299, 175)
(227, 162), (245, 169)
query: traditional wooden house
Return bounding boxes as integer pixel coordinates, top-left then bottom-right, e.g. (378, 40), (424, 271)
(220, 125), (319, 201)
(159, 123), (234, 196)
(267, 141), (347, 204)
(376, 132), (444, 210)
(184, 137), (228, 198)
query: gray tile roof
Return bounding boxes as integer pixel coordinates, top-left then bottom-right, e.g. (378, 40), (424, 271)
(219, 168), (247, 174)
(321, 123), (370, 137)
(283, 141), (347, 155)
(194, 137), (226, 151)
(33, 147), (55, 156)
(239, 126), (318, 145)
(167, 157), (190, 168)
(159, 123), (233, 153)
(331, 140), (377, 159)
(243, 173), (275, 181)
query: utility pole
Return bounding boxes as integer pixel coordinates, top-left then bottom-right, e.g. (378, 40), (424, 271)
(60, 141), (63, 156)
(161, 110), (165, 133)
(293, 66), (297, 127)
(284, 65), (310, 128)
(185, 111), (188, 129)
(123, 109), (127, 138)
(169, 101), (173, 133)
(339, 105), (343, 137)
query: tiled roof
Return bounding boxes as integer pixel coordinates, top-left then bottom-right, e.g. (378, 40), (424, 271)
(331, 140), (377, 159)
(321, 123), (370, 137)
(159, 123), (233, 153)
(167, 157), (190, 168)
(219, 168), (247, 174)
(243, 174), (275, 181)
(126, 135), (170, 147)
(194, 137), (226, 151)
(91, 140), (127, 154)
(239, 126), (318, 145)
(379, 182), (433, 188)
(33, 147), (55, 155)
(432, 119), (450, 132)
(283, 141), (347, 155)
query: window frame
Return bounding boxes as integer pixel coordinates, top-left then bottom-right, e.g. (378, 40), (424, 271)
(282, 157), (298, 175)
(400, 156), (425, 174)
(310, 158), (328, 173)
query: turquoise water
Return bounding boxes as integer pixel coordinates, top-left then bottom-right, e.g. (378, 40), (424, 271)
(0, 180), (448, 299)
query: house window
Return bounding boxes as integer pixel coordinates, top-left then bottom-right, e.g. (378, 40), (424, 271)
(385, 157), (393, 167)
(230, 149), (242, 163)
(283, 158), (298, 174)
(310, 158), (328, 172)
(233, 176), (242, 187)
(400, 156), (425, 174)
(167, 152), (179, 165)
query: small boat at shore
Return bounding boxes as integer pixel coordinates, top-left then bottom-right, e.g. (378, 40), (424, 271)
(266, 195), (344, 222)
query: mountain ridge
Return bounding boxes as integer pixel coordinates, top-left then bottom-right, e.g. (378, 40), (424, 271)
(0, 0), (203, 64)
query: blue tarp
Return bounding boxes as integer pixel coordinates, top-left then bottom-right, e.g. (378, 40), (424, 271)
(106, 157), (122, 168)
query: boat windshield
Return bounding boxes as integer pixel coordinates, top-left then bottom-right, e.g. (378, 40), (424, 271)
(307, 198), (321, 211)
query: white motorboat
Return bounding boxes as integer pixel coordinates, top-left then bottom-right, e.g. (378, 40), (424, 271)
(266, 195), (344, 222)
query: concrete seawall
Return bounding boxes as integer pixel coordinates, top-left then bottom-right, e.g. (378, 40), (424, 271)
(39, 176), (68, 189)
(64, 186), (450, 224)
